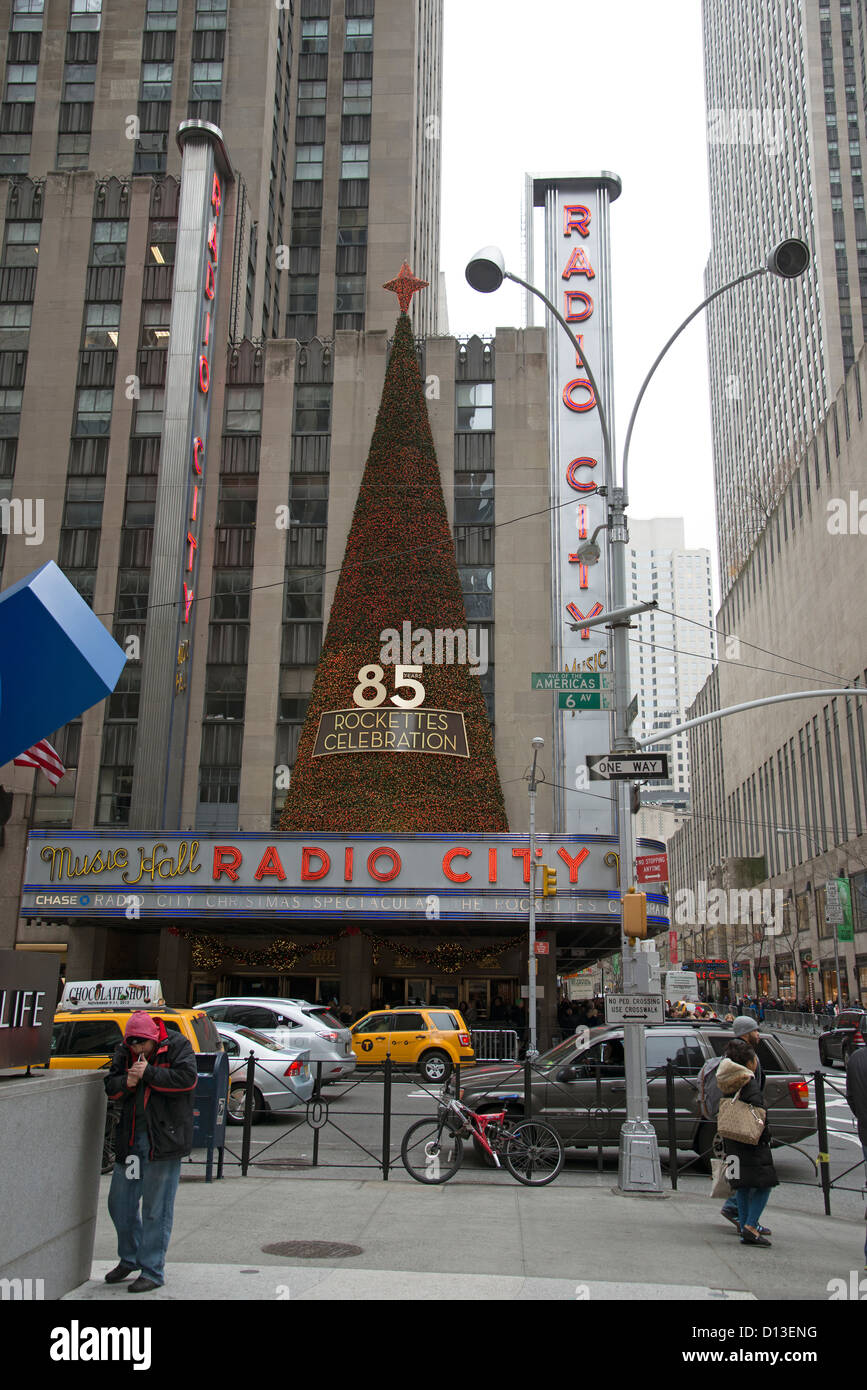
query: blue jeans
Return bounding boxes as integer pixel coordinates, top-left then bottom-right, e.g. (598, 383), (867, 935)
(735, 1187), (771, 1234)
(107, 1130), (181, 1284)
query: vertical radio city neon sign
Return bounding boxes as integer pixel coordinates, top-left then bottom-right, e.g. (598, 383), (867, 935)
(181, 170), (222, 645)
(533, 173), (620, 835)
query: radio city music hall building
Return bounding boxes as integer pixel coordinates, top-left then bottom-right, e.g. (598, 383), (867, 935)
(0, 0), (667, 1031)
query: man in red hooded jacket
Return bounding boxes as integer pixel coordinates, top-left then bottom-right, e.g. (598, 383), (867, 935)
(103, 1010), (197, 1292)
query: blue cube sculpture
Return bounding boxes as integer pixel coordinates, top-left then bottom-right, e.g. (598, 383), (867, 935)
(0, 561), (126, 768)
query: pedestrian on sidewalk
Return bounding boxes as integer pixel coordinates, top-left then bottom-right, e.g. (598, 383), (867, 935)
(845, 1043), (867, 1270)
(103, 1011), (197, 1292)
(716, 1039), (778, 1247)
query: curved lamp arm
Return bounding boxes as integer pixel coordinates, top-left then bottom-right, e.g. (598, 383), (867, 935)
(621, 266), (768, 498)
(501, 266), (614, 493)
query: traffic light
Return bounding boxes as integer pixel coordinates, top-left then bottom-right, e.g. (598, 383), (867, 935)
(622, 886), (647, 939)
(541, 865), (557, 897)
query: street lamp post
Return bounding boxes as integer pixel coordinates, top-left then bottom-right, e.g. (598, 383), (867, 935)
(527, 736), (545, 1057)
(466, 235), (810, 1194)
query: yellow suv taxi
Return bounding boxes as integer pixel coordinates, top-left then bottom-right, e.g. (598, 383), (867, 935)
(350, 1006), (474, 1083)
(49, 979), (220, 1069)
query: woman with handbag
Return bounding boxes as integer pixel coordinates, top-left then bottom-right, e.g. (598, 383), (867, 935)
(716, 1038), (779, 1247)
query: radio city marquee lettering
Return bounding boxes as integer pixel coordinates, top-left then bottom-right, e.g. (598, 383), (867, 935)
(179, 169), (222, 657)
(22, 834), (668, 924)
(313, 663), (470, 757)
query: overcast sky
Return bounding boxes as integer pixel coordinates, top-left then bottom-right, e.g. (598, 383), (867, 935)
(440, 0), (717, 592)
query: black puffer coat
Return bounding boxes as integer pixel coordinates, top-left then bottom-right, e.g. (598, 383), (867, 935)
(104, 1021), (197, 1161)
(716, 1057), (779, 1190)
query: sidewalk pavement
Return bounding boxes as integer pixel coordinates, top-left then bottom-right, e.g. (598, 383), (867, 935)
(64, 1170), (865, 1302)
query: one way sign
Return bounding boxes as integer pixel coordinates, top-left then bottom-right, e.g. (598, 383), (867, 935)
(587, 753), (669, 780)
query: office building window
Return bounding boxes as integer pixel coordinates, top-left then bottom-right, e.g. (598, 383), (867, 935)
(141, 61), (173, 101)
(295, 145), (324, 180)
(298, 81), (326, 116)
(132, 387), (164, 434)
(2, 221), (40, 266)
(139, 302), (170, 347)
(63, 63), (96, 102)
(195, 0), (226, 29)
(337, 208), (367, 245)
(301, 20), (328, 53)
(344, 18), (373, 52)
(90, 220), (128, 266)
(460, 566), (493, 618)
(74, 388), (113, 435)
(69, 0), (102, 32)
(145, 0), (177, 29)
(335, 274), (365, 313)
(342, 79), (371, 115)
(84, 302), (120, 348)
(5, 64), (37, 102)
(455, 472), (494, 525)
(191, 61), (222, 100)
(224, 387), (263, 433)
(293, 384), (331, 433)
(340, 143), (368, 179)
(456, 382), (493, 431)
(11, 0), (45, 32)
(0, 304), (31, 349)
(147, 220), (176, 265)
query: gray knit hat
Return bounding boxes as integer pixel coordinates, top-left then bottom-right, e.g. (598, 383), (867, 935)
(732, 1015), (760, 1037)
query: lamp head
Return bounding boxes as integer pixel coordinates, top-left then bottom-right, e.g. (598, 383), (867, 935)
(575, 539), (602, 565)
(465, 246), (507, 293)
(767, 239), (810, 279)
(531, 736), (545, 750)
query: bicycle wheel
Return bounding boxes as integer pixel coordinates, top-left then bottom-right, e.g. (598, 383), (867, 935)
(503, 1120), (564, 1186)
(401, 1118), (464, 1185)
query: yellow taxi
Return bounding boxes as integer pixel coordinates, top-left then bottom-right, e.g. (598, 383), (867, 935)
(49, 979), (220, 1069)
(350, 1005), (474, 1083)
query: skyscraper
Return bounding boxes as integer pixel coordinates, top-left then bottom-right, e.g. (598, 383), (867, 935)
(626, 518), (713, 803)
(703, 0), (866, 588)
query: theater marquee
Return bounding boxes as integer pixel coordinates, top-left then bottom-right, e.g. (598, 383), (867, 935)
(21, 832), (669, 926)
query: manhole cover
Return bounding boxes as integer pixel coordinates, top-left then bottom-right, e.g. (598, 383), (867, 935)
(262, 1240), (363, 1259)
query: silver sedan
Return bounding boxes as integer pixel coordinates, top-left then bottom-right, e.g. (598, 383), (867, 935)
(216, 1024), (315, 1123)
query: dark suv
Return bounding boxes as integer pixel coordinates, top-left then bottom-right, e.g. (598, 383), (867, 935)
(818, 1009), (867, 1068)
(457, 1023), (815, 1169)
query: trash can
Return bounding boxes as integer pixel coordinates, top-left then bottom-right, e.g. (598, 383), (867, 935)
(192, 1051), (229, 1181)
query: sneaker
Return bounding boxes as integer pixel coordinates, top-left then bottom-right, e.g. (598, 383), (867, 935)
(757, 1225), (772, 1236)
(721, 1209), (740, 1229)
(740, 1230), (772, 1247)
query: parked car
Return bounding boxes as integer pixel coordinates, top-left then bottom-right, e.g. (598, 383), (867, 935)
(818, 1008), (867, 1068)
(350, 1006), (474, 1083)
(198, 997), (356, 1083)
(215, 1024), (313, 1122)
(456, 1022), (815, 1169)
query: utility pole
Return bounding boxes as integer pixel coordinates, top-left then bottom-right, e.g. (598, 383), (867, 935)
(526, 736), (545, 1058)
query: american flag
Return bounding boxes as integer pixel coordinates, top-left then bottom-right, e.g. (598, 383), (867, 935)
(14, 738), (66, 787)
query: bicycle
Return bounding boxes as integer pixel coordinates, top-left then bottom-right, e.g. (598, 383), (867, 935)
(400, 1093), (564, 1186)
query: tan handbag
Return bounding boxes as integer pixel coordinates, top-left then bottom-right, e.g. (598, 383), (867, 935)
(717, 1085), (766, 1145)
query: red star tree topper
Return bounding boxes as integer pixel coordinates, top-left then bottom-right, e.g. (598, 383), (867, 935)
(280, 295), (509, 834)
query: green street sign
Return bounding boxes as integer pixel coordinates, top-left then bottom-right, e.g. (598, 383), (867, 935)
(558, 691), (614, 710)
(532, 672), (612, 691)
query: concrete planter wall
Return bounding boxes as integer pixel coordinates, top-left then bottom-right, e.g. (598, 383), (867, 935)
(0, 1070), (106, 1299)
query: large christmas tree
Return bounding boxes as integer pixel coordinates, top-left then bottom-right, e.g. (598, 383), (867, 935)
(280, 267), (509, 833)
